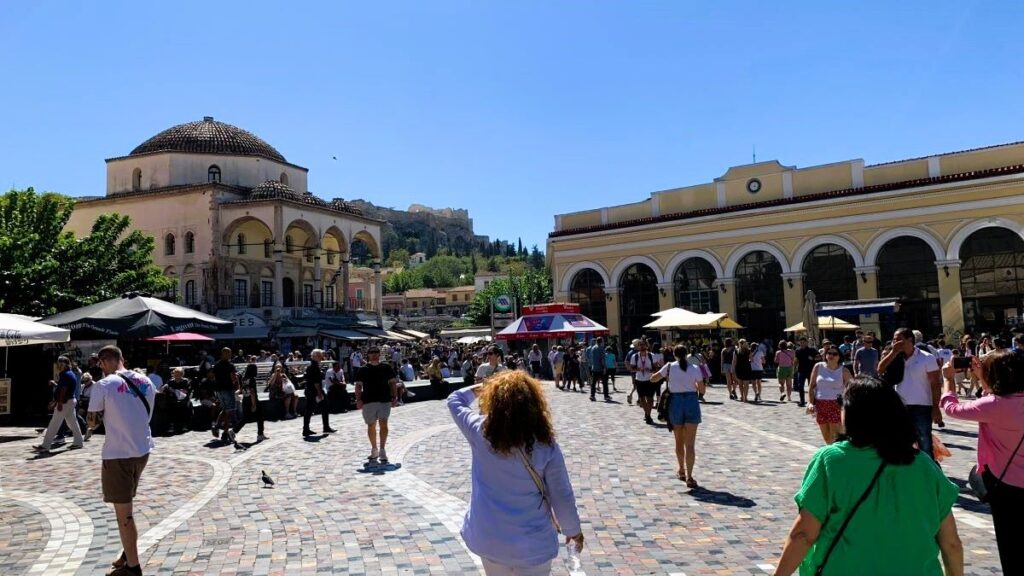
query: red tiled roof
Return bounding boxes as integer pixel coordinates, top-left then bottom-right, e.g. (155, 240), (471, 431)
(549, 163), (1024, 238)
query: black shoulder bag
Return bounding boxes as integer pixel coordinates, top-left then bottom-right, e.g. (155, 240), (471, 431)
(815, 460), (887, 576)
(969, 431), (1024, 504)
(116, 372), (152, 416)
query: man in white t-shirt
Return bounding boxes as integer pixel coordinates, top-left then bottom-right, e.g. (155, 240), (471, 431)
(750, 343), (766, 403)
(87, 345), (156, 576)
(629, 340), (658, 425)
(878, 328), (942, 459)
(349, 349), (364, 382)
(475, 346), (508, 383)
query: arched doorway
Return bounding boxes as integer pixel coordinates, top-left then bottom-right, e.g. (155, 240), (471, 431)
(619, 264), (659, 346)
(282, 277), (296, 308)
(735, 251), (785, 340)
(568, 269), (607, 327)
(877, 237), (940, 337)
(802, 244), (858, 317)
(960, 227), (1024, 334)
(673, 258), (719, 313)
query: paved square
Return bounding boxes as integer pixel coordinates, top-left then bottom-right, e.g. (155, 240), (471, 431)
(0, 379), (1002, 575)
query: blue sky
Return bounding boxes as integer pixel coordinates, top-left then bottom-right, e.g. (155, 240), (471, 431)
(2, 2), (1023, 251)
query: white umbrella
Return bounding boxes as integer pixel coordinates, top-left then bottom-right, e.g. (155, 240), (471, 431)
(0, 313), (72, 375)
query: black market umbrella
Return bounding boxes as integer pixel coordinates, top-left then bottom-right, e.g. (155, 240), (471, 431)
(41, 292), (233, 339)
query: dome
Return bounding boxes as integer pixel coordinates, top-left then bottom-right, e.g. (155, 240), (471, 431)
(250, 180), (300, 200)
(130, 116), (286, 162)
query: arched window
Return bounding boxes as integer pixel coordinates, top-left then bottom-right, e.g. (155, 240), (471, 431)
(184, 231), (195, 254)
(132, 168), (142, 191)
(327, 252), (335, 265)
(619, 264), (659, 345)
(184, 280), (196, 306)
(673, 258), (719, 313)
(569, 269), (607, 327)
(802, 244), (857, 304)
(264, 239), (272, 258)
(280, 172), (289, 185)
(237, 233), (247, 255)
(877, 237), (940, 336)
(735, 251), (785, 339)
(165, 233), (176, 256)
(960, 227), (1024, 334)
(208, 165), (221, 183)
(285, 235), (294, 254)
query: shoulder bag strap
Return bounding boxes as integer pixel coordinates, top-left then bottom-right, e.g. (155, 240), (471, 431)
(116, 372), (151, 416)
(516, 447), (562, 534)
(815, 460), (887, 576)
(996, 431), (1024, 484)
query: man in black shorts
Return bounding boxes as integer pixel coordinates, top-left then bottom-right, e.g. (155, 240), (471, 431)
(629, 340), (658, 424)
(354, 346), (399, 464)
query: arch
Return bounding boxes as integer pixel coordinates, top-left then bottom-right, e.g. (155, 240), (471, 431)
(664, 249), (725, 282)
(959, 227), (1024, 333)
(610, 255), (665, 286)
(222, 216), (273, 246)
(793, 235), (865, 270)
(261, 265), (274, 278)
(322, 226), (348, 266)
(163, 265), (177, 276)
(284, 219), (318, 256)
(182, 264), (196, 276)
(559, 261), (611, 293)
(865, 227), (944, 266)
(351, 229), (381, 260)
(725, 242), (792, 276)
(802, 243), (858, 304)
(233, 263), (248, 275)
(184, 279), (197, 306)
(184, 231), (195, 254)
(947, 218), (1024, 261)
(672, 256), (720, 313)
(280, 172), (289, 185)
(207, 164), (221, 183)
(302, 269), (314, 281)
(132, 167), (142, 191)
(568, 268), (607, 327)
(164, 233), (175, 256)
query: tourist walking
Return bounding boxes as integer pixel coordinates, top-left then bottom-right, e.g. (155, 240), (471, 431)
(87, 345), (156, 576)
(721, 338), (738, 400)
(775, 341), (795, 403)
(651, 345), (703, 488)
(807, 346), (851, 444)
(355, 346), (399, 464)
(793, 337), (818, 407)
(528, 344), (543, 378)
(588, 337), (609, 401)
(774, 377), (963, 576)
(303, 349), (334, 436)
(734, 339), (753, 403)
(750, 341), (765, 402)
(940, 349), (1024, 573)
(630, 340), (658, 424)
(604, 346), (618, 392)
(212, 347), (239, 444)
(233, 363), (266, 442)
(878, 328), (942, 459)
(37, 355), (84, 453)
(447, 371), (584, 575)
(853, 333), (879, 377)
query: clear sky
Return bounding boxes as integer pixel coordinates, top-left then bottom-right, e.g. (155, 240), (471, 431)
(2, 2), (1023, 251)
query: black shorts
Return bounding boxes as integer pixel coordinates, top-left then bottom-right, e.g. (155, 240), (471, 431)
(751, 370), (763, 381)
(636, 380), (657, 399)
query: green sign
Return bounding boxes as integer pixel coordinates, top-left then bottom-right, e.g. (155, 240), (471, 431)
(493, 295), (513, 313)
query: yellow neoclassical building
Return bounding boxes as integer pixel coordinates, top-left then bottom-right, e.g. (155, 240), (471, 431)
(548, 142), (1024, 349)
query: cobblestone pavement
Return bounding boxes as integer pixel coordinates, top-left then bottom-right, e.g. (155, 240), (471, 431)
(0, 379), (1003, 575)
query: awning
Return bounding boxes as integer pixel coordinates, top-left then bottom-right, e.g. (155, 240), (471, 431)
(440, 327), (492, 337)
(355, 326), (389, 339)
(645, 308), (743, 330)
(276, 326), (318, 338)
(319, 329), (370, 341)
(384, 330), (414, 341)
(785, 316), (860, 332)
(817, 299), (900, 316)
(396, 328), (429, 339)
(213, 326), (271, 340)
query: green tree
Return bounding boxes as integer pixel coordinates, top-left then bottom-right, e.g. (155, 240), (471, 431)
(383, 268), (423, 294)
(386, 248), (410, 269)
(529, 245), (546, 269)
(466, 267), (552, 325)
(0, 188), (173, 316)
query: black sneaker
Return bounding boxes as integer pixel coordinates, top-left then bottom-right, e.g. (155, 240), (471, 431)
(302, 429), (314, 437)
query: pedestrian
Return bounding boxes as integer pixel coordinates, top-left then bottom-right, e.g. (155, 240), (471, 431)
(940, 349), (1024, 573)
(475, 346), (508, 383)
(447, 371), (584, 575)
(37, 355), (84, 453)
(460, 353), (475, 388)
(354, 346), (399, 464)
(588, 337), (610, 401)
(426, 356), (447, 400)
(630, 340), (658, 424)
(689, 347), (709, 402)
(604, 345), (618, 392)
(234, 363), (267, 442)
(734, 339), (753, 403)
(528, 344), (543, 378)
(878, 328), (942, 459)
(807, 345), (851, 444)
(87, 345), (156, 576)
(750, 341), (765, 403)
(212, 347), (239, 444)
(302, 349), (334, 436)
(721, 338), (738, 400)
(651, 345), (703, 488)
(793, 336), (818, 407)
(854, 333), (880, 377)
(326, 361), (349, 413)
(775, 341), (795, 403)
(773, 377), (963, 576)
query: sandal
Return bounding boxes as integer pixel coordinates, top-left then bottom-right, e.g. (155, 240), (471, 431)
(111, 551), (126, 568)
(686, 477), (698, 489)
(677, 471), (686, 481)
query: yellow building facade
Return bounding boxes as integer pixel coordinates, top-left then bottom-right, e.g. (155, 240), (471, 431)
(548, 142), (1024, 349)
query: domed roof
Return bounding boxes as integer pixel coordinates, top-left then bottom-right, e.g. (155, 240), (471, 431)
(130, 116), (286, 162)
(250, 180), (300, 200)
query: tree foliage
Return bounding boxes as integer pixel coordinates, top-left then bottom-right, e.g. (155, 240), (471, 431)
(0, 188), (173, 316)
(466, 267), (552, 326)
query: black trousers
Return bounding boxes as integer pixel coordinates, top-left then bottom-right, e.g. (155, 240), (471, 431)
(990, 478), (1024, 574)
(589, 369), (608, 398)
(328, 385), (349, 413)
(303, 395), (329, 432)
(234, 399), (264, 437)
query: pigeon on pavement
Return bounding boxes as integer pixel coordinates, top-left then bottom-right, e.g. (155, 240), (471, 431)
(261, 470), (275, 488)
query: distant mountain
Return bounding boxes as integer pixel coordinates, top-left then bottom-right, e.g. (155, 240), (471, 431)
(347, 200), (490, 260)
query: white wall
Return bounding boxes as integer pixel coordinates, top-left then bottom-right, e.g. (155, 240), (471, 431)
(107, 153), (308, 195)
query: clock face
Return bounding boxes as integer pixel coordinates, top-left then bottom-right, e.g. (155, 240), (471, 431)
(747, 178), (762, 194)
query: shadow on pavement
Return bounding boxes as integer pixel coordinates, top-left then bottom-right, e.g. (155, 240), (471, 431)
(938, 428), (978, 439)
(302, 434), (327, 442)
(689, 487), (757, 508)
(357, 462), (403, 476)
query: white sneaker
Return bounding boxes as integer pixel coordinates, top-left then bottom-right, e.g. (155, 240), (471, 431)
(379, 449), (388, 464)
(369, 448), (379, 461)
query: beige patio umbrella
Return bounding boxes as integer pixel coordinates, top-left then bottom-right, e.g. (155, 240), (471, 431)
(785, 316), (860, 332)
(803, 290), (821, 347)
(645, 309), (744, 330)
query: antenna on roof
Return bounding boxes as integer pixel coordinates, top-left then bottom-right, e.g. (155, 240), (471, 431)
(752, 145), (756, 164)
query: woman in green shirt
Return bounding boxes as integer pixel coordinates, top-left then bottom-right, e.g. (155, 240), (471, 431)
(774, 377), (964, 576)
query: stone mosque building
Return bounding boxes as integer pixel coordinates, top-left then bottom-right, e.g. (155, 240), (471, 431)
(65, 116), (385, 339)
(549, 141), (1024, 350)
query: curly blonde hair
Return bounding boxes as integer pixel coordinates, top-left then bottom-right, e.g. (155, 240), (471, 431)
(478, 371), (555, 455)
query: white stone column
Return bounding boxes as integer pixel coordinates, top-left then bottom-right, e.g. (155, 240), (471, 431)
(373, 263), (383, 327)
(313, 246), (322, 308)
(341, 259), (350, 312)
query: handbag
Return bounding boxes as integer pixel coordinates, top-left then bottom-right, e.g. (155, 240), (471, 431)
(968, 429), (1024, 504)
(116, 372), (151, 416)
(516, 447), (562, 534)
(815, 460), (887, 576)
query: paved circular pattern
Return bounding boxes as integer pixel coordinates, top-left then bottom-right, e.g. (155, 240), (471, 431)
(0, 381), (1006, 574)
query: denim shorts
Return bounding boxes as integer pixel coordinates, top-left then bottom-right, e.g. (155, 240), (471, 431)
(216, 390), (237, 411)
(668, 392), (701, 426)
